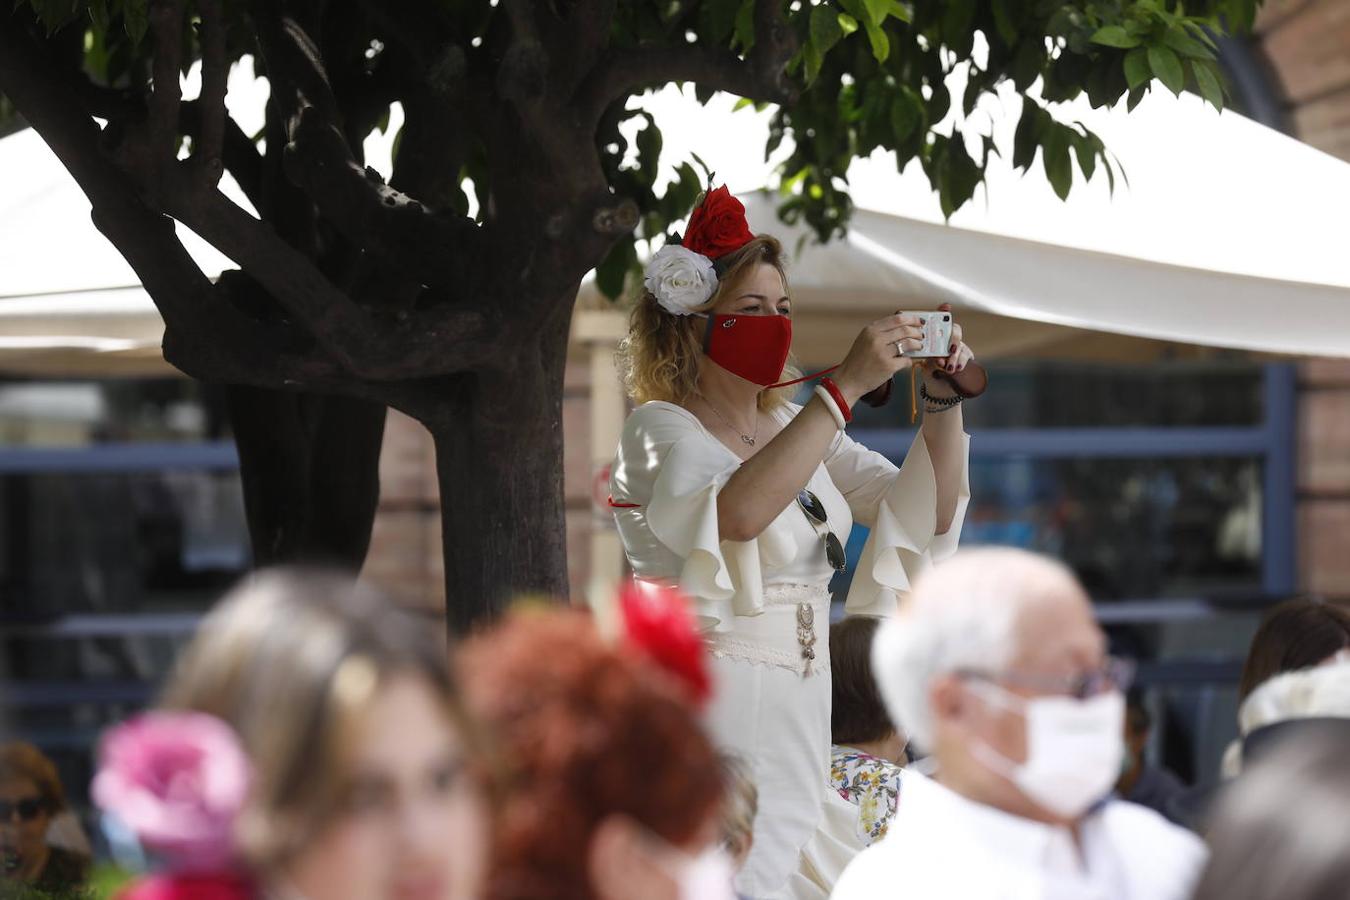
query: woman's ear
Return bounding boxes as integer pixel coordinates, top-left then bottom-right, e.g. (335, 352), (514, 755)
(588, 815), (671, 900)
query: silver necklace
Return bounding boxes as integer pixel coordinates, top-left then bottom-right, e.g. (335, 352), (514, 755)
(698, 392), (759, 446)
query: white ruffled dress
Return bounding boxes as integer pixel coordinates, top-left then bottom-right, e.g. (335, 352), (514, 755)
(609, 400), (969, 898)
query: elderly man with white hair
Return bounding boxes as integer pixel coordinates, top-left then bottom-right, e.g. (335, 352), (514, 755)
(832, 547), (1206, 900)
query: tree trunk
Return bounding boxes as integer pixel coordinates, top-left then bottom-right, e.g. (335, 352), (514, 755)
(426, 297), (575, 634)
(227, 386), (387, 570)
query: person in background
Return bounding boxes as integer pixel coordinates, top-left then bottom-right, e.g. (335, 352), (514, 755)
(1237, 597), (1350, 704)
(827, 615), (909, 846)
(94, 569), (491, 900)
(834, 548), (1206, 900)
(717, 754), (758, 878)
(459, 599), (733, 900)
(1191, 729), (1350, 900)
(1116, 693), (1187, 821)
(0, 741), (89, 892)
(610, 186), (974, 899)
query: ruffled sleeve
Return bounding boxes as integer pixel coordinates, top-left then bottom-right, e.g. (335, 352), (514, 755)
(825, 428), (971, 617)
(609, 403), (795, 631)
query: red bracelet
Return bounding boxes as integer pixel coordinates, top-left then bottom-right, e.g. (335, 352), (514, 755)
(819, 377), (853, 423)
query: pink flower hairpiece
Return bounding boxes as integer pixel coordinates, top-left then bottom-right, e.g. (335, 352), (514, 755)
(92, 711), (252, 874)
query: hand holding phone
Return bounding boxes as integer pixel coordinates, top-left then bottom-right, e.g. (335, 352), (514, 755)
(894, 310), (953, 358)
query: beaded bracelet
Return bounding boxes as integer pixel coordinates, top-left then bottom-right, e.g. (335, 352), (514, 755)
(920, 382), (964, 413)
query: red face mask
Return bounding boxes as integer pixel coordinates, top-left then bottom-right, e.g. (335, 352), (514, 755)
(700, 313), (793, 387)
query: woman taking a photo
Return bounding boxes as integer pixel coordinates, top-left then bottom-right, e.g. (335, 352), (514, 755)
(610, 188), (975, 897)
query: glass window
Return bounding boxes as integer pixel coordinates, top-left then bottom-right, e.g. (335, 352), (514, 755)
(0, 378), (231, 447)
(0, 379), (247, 616)
(0, 469), (250, 617)
(815, 359), (1266, 430)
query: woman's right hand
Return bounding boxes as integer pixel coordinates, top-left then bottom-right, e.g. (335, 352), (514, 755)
(832, 314), (927, 406)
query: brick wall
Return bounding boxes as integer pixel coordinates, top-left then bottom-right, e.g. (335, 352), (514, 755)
(1298, 361), (1350, 598)
(1254, 0), (1350, 598)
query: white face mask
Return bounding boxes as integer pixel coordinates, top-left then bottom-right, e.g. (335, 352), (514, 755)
(969, 682), (1125, 820)
(654, 840), (738, 900)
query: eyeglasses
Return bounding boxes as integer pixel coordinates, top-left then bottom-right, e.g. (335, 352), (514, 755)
(956, 656), (1136, 700)
(796, 489), (846, 571)
(0, 797), (45, 823)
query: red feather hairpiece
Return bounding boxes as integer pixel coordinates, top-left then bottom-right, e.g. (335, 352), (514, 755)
(617, 582), (712, 708)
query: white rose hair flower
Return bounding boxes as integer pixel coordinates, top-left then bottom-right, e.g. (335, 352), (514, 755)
(644, 244), (718, 316)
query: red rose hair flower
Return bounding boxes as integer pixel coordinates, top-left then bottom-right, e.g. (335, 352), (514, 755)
(681, 186), (755, 260)
(618, 582), (712, 707)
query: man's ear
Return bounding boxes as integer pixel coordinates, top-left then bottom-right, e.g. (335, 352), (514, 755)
(930, 673), (970, 736)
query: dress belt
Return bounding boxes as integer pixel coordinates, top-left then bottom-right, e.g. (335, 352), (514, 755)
(707, 583), (831, 677)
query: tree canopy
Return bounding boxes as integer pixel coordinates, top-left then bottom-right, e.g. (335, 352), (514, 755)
(0, 0), (1259, 625)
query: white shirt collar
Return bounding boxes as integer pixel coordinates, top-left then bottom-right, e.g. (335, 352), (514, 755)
(899, 769), (1098, 874)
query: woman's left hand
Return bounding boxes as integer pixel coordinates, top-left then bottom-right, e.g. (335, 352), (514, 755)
(921, 302), (974, 378)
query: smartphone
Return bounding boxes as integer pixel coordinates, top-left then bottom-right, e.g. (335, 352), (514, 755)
(896, 311), (953, 358)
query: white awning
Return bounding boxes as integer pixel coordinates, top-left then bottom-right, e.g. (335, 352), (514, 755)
(6, 56), (1350, 379)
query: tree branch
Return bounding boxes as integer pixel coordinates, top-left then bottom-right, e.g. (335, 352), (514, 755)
(194, 0), (228, 186)
(575, 0), (799, 126)
(64, 77), (266, 220)
(0, 10), (340, 391)
(1, 9), (496, 384)
(179, 101), (264, 209)
(252, 5), (486, 288)
(147, 0), (186, 171)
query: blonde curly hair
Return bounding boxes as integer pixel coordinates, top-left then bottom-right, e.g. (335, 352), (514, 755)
(616, 235), (797, 411)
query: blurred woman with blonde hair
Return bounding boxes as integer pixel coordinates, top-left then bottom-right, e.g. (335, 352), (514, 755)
(94, 569), (491, 900)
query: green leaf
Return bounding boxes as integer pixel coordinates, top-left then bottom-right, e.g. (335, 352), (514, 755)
(940, 133), (982, 217)
(1162, 27), (1216, 60)
(941, 0), (976, 48)
(1126, 84), (1147, 111)
(862, 0), (890, 25)
(1123, 47), (1151, 90)
(732, 0), (755, 50)
(889, 90), (921, 142)
(1183, 21), (1220, 50)
(809, 5), (844, 56)
(887, 1), (912, 24)
(1042, 125), (1072, 200)
(689, 151), (714, 184)
(838, 13), (859, 36)
(802, 42), (824, 84)
(391, 124), (405, 169)
(1013, 100), (1042, 171)
(1010, 39), (1044, 93)
(595, 239), (638, 300)
(1090, 25), (1140, 49)
(124, 0), (148, 46)
(636, 115), (663, 182)
(991, 0), (1018, 45)
(89, 0), (109, 32)
(1070, 129), (1096, 182)
(1148, 45), (1184, 95)
(862, 16), (889, 63)
(1193, 61), (1225, 110)
(698, 0), (742, 46)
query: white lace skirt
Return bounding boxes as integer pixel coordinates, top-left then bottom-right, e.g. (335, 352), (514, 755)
(704, 584), (832, 899)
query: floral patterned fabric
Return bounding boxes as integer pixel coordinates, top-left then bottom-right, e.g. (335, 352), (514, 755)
(829, 745), (903, 845)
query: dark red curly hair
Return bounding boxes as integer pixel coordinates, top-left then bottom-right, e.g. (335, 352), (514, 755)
(459, 608), (724, 900)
